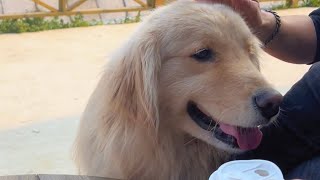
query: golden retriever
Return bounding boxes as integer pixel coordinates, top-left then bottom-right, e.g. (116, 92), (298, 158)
(73, 1), (282, 179)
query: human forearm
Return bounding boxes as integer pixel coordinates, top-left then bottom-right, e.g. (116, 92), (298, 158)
(257, 11), (317, 64)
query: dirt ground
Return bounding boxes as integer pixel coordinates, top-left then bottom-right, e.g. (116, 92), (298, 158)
(0, 7), (316, 175)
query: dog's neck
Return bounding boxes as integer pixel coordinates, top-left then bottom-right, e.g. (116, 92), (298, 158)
(119, 128), (230, 180)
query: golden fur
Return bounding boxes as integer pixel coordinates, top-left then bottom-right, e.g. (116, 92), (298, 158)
(74, 1), (276, 179)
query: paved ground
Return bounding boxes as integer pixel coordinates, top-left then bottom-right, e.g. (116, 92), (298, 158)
(0, 7), (316, 176)
(0, 24), (136, 175)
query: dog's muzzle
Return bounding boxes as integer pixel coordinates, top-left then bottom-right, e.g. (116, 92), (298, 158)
(187, 101), (263, 150)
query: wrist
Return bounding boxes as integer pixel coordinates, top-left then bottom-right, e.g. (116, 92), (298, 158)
(256, 10), (277, 44)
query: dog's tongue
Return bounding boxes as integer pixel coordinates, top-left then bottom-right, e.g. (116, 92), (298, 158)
(219, 123), (262, 150)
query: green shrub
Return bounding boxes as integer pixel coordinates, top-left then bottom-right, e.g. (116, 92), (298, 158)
(272, 0), (320, 10)
(0, 15), (101, 34)
(0, 13), (142, 34)
(271, 3), (291, 10)
(70, 14), (90, 27)
(301, 0), (320, 7)
(0, 19), (29, 33)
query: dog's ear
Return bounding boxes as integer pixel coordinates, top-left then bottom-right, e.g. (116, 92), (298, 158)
(107, 36), (161, 131)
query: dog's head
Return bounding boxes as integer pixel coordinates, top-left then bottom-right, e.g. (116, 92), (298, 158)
(109, 1), (282, 153)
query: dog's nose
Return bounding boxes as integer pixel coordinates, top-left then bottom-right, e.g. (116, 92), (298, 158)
(254, 89), (283, 119)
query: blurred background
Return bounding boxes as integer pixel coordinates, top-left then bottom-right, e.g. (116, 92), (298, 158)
(0, 0), (318, 176)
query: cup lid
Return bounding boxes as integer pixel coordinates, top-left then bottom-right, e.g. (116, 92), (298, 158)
(209, 159), (284, 180)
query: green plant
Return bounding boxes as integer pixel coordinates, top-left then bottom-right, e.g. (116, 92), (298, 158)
(135, 11), (141, 22)
(70, 14), (90, 27)
(0, 13), (143, 34)
(271, 0), (320, 10)
(0, 15), (104, 34)
(301, 0), (320, 7)
(271, 3), (291, 10)
(105, 12), (142, 25)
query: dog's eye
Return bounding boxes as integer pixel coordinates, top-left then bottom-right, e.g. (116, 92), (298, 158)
(191, 49), (214, 62)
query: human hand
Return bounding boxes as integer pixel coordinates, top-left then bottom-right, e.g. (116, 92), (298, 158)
(195, 0), (275, 41)
(195, 0), (262, 30)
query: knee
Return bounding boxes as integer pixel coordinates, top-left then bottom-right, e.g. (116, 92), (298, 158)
(280, 62), (320, 112)
(285, 155), (320, 179)
(309, 62), (320, 74)
(298, 62), (320, 86)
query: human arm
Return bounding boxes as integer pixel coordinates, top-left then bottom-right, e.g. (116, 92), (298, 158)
(259, 11), (317, 64)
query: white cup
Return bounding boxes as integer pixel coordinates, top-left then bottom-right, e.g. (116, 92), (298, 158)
(209, 159), (284, 180)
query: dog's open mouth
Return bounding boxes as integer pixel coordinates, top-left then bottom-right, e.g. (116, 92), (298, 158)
(187, 101), (262, 150)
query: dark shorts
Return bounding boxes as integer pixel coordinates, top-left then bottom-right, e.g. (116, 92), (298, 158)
(235, 62), (320, 179)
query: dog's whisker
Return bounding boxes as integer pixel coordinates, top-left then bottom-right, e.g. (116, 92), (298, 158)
(185, 121), (222, 146)
(216, 105), (240, 123)
(213, 123), (219, 132)
(271, 118), (280, 128)
(207, 122), (218, 132)
(206, 118), (214, 131)
(184, 137), (198, 146)
(184, 122), (217, 146)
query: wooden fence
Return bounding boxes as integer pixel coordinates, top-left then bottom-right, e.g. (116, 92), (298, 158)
(0, 175), (115, 180)
(0, 0), (299, 20)
(259, 0), (299, 6)
(0, 0), (159, 19)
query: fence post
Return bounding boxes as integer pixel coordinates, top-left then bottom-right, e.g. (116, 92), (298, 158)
(292, 0), (299, 7)
(59, 0), (67, 12)
(286, 0), (299, 7)
(147, 0), (155, 8)
(155, 0), (165, 6)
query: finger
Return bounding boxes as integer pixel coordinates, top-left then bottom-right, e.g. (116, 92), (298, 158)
(195, 0), (233, 6)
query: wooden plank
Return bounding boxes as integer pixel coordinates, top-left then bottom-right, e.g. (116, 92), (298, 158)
(147, 0), (156, 8)
(0, 175), (118, 180)
(38, 175), (113, 180)
(291, 0), (299, 7)
(0, 175), (39, 180)
(155, 0), (165, 6)
(0, 7), (151, 19)
(67, 0), (88, 11)
(259, 0), (283, 1)
(133, 0), (148, 7)
(31, 0), (58, 12)
(59, 0), (67, 12)
(0, 0), (4, 14)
